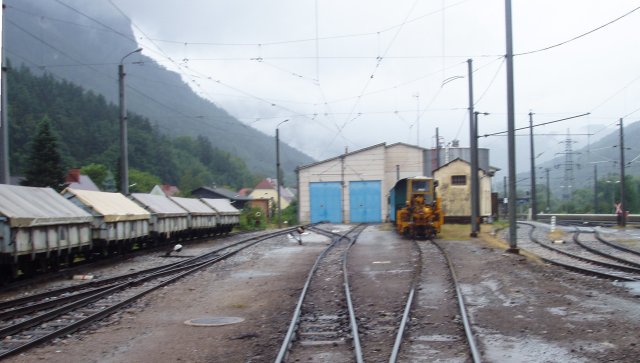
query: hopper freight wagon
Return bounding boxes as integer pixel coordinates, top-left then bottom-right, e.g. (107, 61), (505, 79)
(62, 188), (150, 255)
(129, 193), (190, 244)
(0, 185), (93, 280)
(169, 196), (218, 238)
(200, 198), (240, 234)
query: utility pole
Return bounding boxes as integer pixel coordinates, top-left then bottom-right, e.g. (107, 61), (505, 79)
(545, 168), (550, 212)
(435, 127), (441, 170)
(0, 65), (7, 184)
(467, 59), (478, 237)
(619, 118), (626, 227)
(118, 48), (142, 195)
(414, 93), (420, 147)
(504, 0), (518, 253)
(529, 112), (537, 220)
(0, 4), (8, 185)
(593, 164), (598, 213)
(276, 119), (290, 228)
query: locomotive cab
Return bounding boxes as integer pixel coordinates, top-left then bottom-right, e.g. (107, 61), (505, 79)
(389, 176), (443, 239)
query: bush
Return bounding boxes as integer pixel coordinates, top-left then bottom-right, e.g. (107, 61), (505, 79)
(239, 207), (267, 230)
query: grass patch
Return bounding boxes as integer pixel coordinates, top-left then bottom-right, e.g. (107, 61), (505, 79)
(548, 229), (565, 242)
(439, 224), (474, 240)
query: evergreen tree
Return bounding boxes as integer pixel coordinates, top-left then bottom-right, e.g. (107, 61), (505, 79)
(22, 116), (66, 190)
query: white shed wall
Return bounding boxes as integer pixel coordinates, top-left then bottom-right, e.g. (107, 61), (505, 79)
(434, 159), (492, 217)
(298, 145), (386, 223)
(297, 143), (491, 224)
(384, 144), (424, 196)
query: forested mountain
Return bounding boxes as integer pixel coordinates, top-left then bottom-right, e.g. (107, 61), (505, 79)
(3, 0), (314, 184)
(8, 65), (257, 193)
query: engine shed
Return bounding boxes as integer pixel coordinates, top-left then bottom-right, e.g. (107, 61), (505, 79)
(296, 142), (496, 224)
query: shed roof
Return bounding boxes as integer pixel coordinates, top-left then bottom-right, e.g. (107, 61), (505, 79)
(130, 193), (188, 216)
(62, 188), (150, 222)
(0, 184), (93, 227)
(200, 198), (240, 215)
(296, 142), (386, 171)
(170, 197), (216, 215)
(191, 186), (252, 201)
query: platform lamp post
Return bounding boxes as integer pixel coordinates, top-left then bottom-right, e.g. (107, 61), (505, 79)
(275, 119), (289, 228)
(119, 47), (142, 195)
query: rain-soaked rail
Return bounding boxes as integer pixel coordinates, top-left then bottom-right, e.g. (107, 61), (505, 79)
(275, 224), (366, 363)
(430, 240), (482, 363)
(0, 228), (299, 359)
(518, 222), (640, 281)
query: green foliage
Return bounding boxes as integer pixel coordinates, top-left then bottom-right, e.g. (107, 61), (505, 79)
(239, 207), (267, 230)
(8, 65), (258, 193)
(129, 168), (162, 193)
(281, 199), (298, 225)
(21, 116), (65, 191)
(80, 163), (109, 189)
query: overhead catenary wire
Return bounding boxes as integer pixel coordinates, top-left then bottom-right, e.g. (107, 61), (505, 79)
(7, 0), (640, 165)
(515, 5), (640, 56)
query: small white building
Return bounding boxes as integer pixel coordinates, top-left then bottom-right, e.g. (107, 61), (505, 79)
(296, 142), (495, 224)
(433, 158), (495, 221)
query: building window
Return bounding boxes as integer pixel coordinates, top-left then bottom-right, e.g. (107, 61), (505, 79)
(451, 175), (466, 185)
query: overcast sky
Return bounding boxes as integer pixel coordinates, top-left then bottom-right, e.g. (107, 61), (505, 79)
(109, 0), (640, 175)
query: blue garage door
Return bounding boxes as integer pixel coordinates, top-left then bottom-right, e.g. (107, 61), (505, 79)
(349, 181), (382, 223)
(310, 182), (342, 223)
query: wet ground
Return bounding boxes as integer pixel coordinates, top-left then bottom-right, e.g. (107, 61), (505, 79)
(2, 224), (640, 362)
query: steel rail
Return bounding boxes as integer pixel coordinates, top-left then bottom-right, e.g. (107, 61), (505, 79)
(572, 229), (640, 268)
(594, 230), (640, 256)
(520, 223), (638, 281)
(274, 227), (349, 362)
(388, 287), (415, 363)
(0, 228), (299, 312)
(341, 225), (367, 363)
(0, 229), (257, 291)
(519, 222), (640, 274)
(431, 240), (482, 363)
(388, 237), (422, 363)
(275, 224), (365, 363)
(0, 229), (294, 359)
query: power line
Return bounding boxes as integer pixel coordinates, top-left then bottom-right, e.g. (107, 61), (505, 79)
(515, 5), (640, 56)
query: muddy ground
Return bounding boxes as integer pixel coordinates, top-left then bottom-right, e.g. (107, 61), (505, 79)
(3, 224), (640, 363)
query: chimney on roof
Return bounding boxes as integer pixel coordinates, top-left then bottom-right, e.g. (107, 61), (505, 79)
(66, 168), (81, 183)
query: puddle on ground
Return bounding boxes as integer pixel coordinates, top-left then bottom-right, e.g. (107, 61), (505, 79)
(481, 332), (591, 363)
(231, 270), (279, 279)
(413, 334), (460, 342)
(614, 281), (640, 296)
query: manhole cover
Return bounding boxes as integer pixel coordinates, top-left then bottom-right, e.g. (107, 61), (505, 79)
(184, 317), (245, 327)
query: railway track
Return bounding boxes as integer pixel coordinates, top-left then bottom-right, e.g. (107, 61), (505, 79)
(517, 222), (640, 281)
(0, 229), (256, 292)
(0, 228), (296, 359)
(276, 225), (481, 363)
(395, 239), (481, 362)
(276, 224), (366, 362)
(573, 230), (640, 268)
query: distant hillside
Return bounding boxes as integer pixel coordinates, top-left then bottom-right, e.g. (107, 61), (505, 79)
(508, 120), (640, 198)
(8, 65), (258, 193)
(4, 0), (314, 184)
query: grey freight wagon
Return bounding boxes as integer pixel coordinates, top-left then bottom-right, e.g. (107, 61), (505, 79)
(62, 188), (150, 255)
(169, 197), (218, 237)
(130, 193), (189, 243)
(0, 185), (93, 279)
(200, 198), (240, 233)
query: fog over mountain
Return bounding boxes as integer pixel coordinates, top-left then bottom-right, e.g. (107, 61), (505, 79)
(4, 0), (314, 184)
